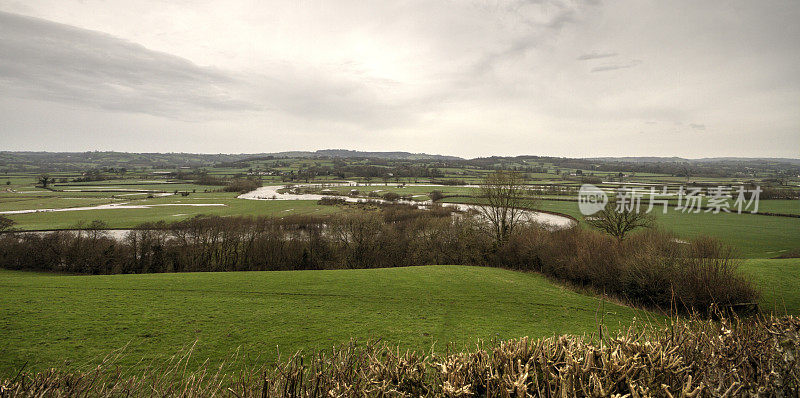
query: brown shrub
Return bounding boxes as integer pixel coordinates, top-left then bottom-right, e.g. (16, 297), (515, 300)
(382, 191), (401, 201)
(317, 196), (346, 205)
(223, 178), (261, 193)
(2, 315), (797, 397)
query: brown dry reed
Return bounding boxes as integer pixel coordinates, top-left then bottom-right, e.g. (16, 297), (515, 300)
(2, 315), (798, 397)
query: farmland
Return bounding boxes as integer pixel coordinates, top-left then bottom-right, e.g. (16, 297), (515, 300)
(0, 265), (653, 375)
(2, 193), (336, 230)
(1, 151), (799, 382)
(3, 164), (799, 260)
(441, 196), (800, 258)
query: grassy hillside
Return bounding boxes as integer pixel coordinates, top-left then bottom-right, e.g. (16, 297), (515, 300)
(0, 265), (654, 376)
(741, 258), (800, 315)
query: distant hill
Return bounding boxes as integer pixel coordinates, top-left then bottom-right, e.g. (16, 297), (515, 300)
(587, 156), (689, 163)
(267, 149), (462, 161)
(2, 151), (796, 171)
(695, 157), (800, 165)
(587, 156), (800, 165)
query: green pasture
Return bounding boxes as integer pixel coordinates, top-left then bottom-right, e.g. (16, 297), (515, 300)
(0, 265), (654, 376)
(3, 194), (339, 230)
(442, 197), (800, 258)
(741, 259), (800, 315)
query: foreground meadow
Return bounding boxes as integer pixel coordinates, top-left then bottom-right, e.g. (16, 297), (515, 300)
(0, 265), (653, 376)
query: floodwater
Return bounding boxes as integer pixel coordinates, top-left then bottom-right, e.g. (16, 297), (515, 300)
(3, 182), (575, 229)
(0, 203), (226, 215)
(238, 183), (575, 228)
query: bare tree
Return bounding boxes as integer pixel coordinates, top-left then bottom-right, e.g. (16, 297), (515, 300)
(478, 171), (535, 242)
(585, 201), (654, 240)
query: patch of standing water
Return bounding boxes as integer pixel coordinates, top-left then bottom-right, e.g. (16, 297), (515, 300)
(0, 203), (227, 215)
(238, 183), (575, 228)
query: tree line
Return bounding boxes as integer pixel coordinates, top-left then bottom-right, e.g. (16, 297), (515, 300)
(0, 204), (756, 314)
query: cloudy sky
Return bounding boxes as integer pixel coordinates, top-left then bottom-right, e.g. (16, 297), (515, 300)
(1, 0), (798, 158)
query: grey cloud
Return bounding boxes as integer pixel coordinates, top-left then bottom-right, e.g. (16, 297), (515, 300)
(247, 67), (415, 128)
(590, 59), (642, 72)
(0, 0), (798, 158)
(0, 11), (259, 118)
(468, 0), (595, 76)
(0, 11), (414, 126)
(577, 52), (618, 60)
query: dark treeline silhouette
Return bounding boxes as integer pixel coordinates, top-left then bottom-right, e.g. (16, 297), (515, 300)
(0, 205), (756, 313)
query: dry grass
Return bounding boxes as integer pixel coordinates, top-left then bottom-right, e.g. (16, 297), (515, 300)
(2, 315), (797, 397)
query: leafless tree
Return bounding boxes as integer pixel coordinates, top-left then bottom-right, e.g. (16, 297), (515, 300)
(585, 201), (654, 240)
(478, 171), (536, 242)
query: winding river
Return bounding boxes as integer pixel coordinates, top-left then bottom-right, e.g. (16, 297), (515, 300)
(238, 183), (575, 228)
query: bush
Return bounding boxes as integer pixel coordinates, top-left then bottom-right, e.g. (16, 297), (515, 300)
(317, 196), (346, 205)
(194, 174), (227, 186)
(759, 186), (800, 200)
(432, 179), (466, 185)
(381, 192), (401, 201)
(580, 176), (603, 184)
(0, 215), (15, 232)
(223, 178), (261, 193)
(493, 226), (757, 313)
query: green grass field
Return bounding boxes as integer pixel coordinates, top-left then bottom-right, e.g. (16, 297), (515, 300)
(3, 193), (340, 230)
(741, 259), (800, 315)
(443, 197), (800, 258)
(0, 265), (656, 376)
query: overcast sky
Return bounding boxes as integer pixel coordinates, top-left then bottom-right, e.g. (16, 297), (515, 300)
(1, 0), (798, 158)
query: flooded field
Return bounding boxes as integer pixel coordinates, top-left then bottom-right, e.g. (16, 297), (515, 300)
(239, 183), (575, 228)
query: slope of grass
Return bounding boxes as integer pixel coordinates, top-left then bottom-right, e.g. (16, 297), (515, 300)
(0, 265), (653, 376)
(740, 258), (800, 315)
